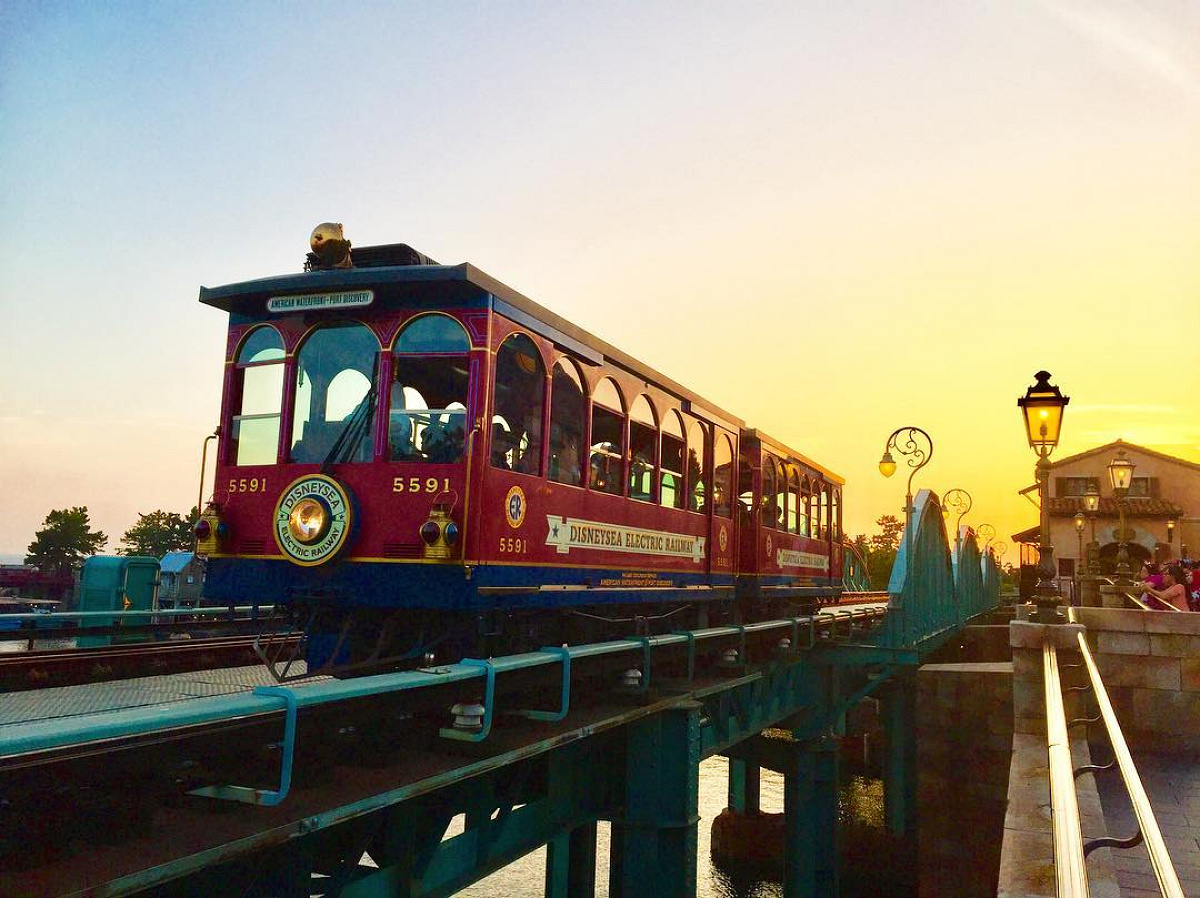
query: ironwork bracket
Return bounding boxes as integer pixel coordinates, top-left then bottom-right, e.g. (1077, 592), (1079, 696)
(1084, 829), (1143, 857)
(516, 646), (572, 722)
(670, 630), (697, 683)
(1067, 713), (1101, 728)
(188, 685), (297, 806)
(1073, 761), (1116, 780)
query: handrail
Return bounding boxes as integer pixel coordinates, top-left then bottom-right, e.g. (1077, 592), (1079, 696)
(1075, 630), (1185, 898)
(1044, 640), (1090, 897)
(1089, 576), (1183, 612)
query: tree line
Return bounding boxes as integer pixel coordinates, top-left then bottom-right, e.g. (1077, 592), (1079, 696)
(23, 507), (197, 574)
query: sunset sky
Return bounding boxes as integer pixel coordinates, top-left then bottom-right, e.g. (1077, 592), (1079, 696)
(1, 1), (1197, 562)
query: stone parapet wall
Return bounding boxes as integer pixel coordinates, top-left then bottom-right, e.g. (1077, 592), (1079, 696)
(917, 662), (1012, 898)
(1075, 607), (1200, 755)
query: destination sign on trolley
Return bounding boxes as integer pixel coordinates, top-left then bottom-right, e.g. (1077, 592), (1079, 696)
(776, 548), (830, 571)
(545, 515), (706, 562)
(266, 290), (374, 313)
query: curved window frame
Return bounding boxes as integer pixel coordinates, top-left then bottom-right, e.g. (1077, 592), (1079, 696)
(589, 376), (626, 496)
(388, 313), (472, 464)
(818, 484), (829, 540)
(761, 456), (779, 529)
(660, 409), (686, 509)
(548, 357), (587, 487)
(490, 332), (546, 476)
(628, 394), (658, 503)
(229, 325), (286, 466)
(686, 418), (709, 514)
(831, 488), (841, 541)
(786, 467), (800, 534)
(289, 321), (380, 465)
(713, 433), (734, 519)
(801, 476), (813, 538)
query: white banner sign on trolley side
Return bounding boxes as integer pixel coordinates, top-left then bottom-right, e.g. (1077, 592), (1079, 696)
(545, 516), (705, 562)
(776, 548), (830, 571)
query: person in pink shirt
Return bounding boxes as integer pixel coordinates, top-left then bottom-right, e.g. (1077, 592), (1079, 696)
(1142, 565), (1190, 611)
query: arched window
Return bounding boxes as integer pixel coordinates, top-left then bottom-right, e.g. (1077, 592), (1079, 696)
(491, 333), (545, 474)
(831, 488), (841, 541)
(628, 395), (657, 502)
(390, 314), (470, 463)
(713, 434), (734, 518)
(786, 467), (800, 534)
(589, 378), (625, 495)
(818, 484), (829, 540)
(290, 322), (378, 464)
(687, 419), (708, 513)
(230, 326), (285, 466)
(548, 359), (586, 486)
(761, 457), (778, 527)
(800, 477), (813, 538)
(660, 410), (686, 509)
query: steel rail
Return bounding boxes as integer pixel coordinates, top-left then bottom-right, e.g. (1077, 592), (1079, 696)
(1044, 640), (1090, 897)
(1075, 630), (1185, 898)
(0, 603), (277, 623)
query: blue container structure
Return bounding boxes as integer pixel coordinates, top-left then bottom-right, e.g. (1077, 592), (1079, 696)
(76, 556), (159, 647)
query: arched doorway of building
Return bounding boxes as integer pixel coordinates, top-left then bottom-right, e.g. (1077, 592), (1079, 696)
(1097, 541), (1151, 576)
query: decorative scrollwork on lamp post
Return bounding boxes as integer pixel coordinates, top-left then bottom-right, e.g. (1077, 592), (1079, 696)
(976, 523), (996, 553)
(991, 540), (1008, 563)
(1017, 371), (1070, 623)
(878, 427), (934, 566)
(943, 488), (973, 555)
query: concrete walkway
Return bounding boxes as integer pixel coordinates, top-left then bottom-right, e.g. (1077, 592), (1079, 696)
(1094, 750), (1200, 897)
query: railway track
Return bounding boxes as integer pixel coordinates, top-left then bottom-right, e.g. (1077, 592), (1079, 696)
(0, 633), (299, 691)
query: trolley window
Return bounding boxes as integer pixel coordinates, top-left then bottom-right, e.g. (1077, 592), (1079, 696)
(831, 488), (841, 540)
(801, 477), (813, 538)
(737, 456), (754, 524)
(629, 395), (657, 502)
(589, 378), (624, 495)
(491, 333), (545, 474)
(290, 322), (378, 465)
(660, 410), (686, 509)
(687, 419), (708, 514)
(786, 467), (800, 534)
(761, 456), (778, 528)
(390, 315), (470, 463)
(548, 359), (586, 486)
(230, 326), (285, 466)
(713, 434), (733, 518)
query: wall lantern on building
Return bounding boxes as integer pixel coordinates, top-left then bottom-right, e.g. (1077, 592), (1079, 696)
(1166, 518), (1176, 546)
(1017, 371), (1069, 622)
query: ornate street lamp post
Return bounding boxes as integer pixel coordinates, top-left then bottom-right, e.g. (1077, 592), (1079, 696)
(1083, 484), (1100, 574)
(943, 488), (972, 555)
(1074, 512), (1085, 603)
(878, 427), (934, 568)
(1017, 371), (1070, 622)
(1107, 450), (1136, 585)
(976, 523), (996, 553)
(1166, 518), (1176, 557)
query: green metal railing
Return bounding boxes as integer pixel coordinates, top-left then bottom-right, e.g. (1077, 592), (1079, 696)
(883, 489), (1002, 650)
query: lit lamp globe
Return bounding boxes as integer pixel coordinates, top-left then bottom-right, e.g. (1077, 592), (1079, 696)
(1017, 370), (1069, 451)
(1106, 450), (1135, 496)
(878, 451), (897, 478)
(1083, 485), (1100, 514)
(1074, 512), (1085, 533)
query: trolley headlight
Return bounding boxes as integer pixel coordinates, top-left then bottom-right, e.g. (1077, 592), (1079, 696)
(444, 521), (460, 546)
(288, 498), (330, 545)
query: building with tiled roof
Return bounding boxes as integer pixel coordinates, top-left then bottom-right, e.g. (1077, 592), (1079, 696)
(1012, 440), (1198, 591)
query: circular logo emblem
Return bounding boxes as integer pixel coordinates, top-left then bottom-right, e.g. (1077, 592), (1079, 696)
(719, 524), (729, 552)
(505, 485), (526, 529)
(273, 474), (353, 566)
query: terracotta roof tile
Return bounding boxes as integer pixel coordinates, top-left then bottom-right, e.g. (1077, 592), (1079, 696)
(1046, 497), (1182, 517)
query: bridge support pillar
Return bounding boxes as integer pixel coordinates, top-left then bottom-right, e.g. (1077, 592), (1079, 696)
(882, 674), (917, 839)
(728, 756), (761, 815)
(783, 734), (840, 898)
(608, 702), (701, 898)
(545, 821), (597, 897)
